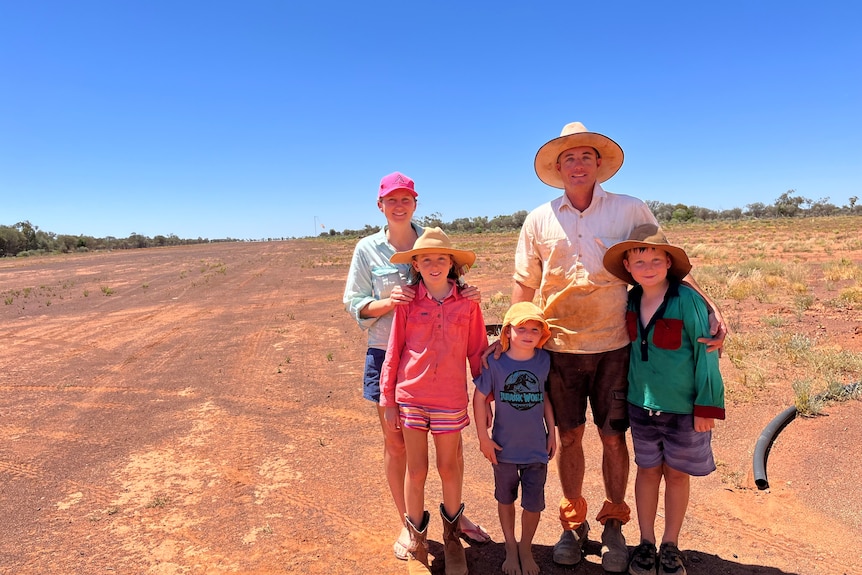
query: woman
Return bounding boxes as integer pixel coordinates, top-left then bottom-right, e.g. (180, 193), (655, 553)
(343, 172), (491, 560)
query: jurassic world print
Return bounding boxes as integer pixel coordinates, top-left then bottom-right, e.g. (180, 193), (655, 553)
(499, 370), (544, 411)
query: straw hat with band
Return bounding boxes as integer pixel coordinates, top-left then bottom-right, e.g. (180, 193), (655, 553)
(603, 224), (692, 286)
(534, 121), (624, 188)
(499, 302), (552, 352)
(390, 227), (476, 275)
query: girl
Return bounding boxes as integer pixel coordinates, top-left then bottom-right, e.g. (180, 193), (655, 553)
(342, 173), (489, 563)
(380, 227), (488, 575)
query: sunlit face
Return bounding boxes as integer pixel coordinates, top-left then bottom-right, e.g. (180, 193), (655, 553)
(507, 319), (545, 352)
(623, 247), (671, 287)
(411, 252), (453, 288)
(377, 191), (417, 224)
(556, 146), (601, 189)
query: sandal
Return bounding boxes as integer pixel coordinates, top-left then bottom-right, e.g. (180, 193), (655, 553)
(459, 520), (491, 545)
(393, 526), (410, 561)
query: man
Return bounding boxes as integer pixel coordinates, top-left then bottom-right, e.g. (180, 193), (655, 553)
(510, 122), (725, 572)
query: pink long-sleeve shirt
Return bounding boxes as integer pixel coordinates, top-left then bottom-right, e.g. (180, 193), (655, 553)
(379, 280), (487, 411)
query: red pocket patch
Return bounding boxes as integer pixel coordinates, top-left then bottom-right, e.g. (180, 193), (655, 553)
(652, 318), (683, 350)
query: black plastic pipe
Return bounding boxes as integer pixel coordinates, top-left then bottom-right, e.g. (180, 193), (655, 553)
(752, 405), (797, 490)
(752, 382), (861, 491)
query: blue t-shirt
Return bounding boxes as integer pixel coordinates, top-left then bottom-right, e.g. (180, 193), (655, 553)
(473, 350), (551, 464)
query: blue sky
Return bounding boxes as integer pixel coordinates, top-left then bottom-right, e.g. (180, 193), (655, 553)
(2, 1), (860, 240)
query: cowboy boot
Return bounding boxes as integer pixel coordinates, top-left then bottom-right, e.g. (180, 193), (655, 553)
(405, 511), (431, 575)
(440, 503), (468, 575)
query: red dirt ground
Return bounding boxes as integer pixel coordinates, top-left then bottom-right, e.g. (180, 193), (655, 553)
(1, 228), (860, 574)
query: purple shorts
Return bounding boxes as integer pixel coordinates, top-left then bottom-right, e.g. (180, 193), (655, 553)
(493, 462), (547, 513)
(628, 404), (716, 477)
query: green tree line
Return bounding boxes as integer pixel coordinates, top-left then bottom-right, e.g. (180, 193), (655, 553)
(0, 221), (238, 258)
(326, 190), (861, 237)
(4, 190), (859, 256)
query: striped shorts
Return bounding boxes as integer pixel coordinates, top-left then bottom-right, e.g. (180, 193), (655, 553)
(628, 404), (716, 477)
(399, 404), (470, 435)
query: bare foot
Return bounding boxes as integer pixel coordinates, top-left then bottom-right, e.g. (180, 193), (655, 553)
(502, 541), (521, 575)
(519, 542), (539, 575)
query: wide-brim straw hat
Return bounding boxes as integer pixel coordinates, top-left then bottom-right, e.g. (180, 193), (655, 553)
(534, 121), (624, 188)
(603, 224), (692, 285)
(390, 227), (476, 273)
(500, 301), (552, 351)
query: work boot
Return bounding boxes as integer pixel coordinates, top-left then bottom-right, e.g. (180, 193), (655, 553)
(440, 503), (468, 575)
(601, 518), (628, 572)
(552, 521), (590, 565)
(405, 511), (431, 575)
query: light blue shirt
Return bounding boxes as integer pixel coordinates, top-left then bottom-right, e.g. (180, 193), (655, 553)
(343, 223), (424, 350)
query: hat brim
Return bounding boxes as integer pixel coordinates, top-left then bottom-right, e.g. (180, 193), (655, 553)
(534, 132), (624, 188)
(379, 187), (418, 199)
(390, 247), (476, 271)
(500, 315), (552, 351)
(603, 241), (692, 285)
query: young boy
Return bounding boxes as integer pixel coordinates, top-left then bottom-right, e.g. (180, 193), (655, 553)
(603, 224), (725, 575)
(473, 302), (556, 575)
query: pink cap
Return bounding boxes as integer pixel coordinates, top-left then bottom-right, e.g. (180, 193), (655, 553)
(378, 172), (417, 198)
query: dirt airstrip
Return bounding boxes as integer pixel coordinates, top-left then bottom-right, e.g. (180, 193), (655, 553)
(1, 220), (861, 574)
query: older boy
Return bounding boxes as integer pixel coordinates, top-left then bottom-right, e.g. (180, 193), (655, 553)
(474, 302), (556, 575)
(602, 224), (725, 575)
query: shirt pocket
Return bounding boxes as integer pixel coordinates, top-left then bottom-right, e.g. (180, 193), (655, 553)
(652, 318), (683, 350)
(371, 265), (404, 300)
(406, 307), (437, 347)
(625, 310), (638, 342)
(443, 309), (470, 344)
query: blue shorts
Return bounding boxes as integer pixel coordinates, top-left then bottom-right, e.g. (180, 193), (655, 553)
(362, 348), (386, 403)
(399, 404), (470, 435)
(628, 404), (716, 477)
(493, 462), (547, 513)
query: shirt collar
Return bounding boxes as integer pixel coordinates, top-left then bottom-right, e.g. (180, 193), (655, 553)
(559, 182), (607, 211)
(417, 279), (458, 302)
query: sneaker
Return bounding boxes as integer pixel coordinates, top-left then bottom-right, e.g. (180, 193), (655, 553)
(552, 521), (590, 565)
(628, 540), (657, 575)
(601, 518), (628, 572)
(658, 542), (686, 575)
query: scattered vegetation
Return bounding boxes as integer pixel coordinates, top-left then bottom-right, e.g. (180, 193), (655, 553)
(145, 495), (170, 508)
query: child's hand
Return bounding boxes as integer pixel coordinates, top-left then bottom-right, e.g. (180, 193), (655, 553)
(694, 415), (715, 432)
(478, 437), (501, 465)
(546, 433), (557, 460)
(383, 406), (401, 432)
